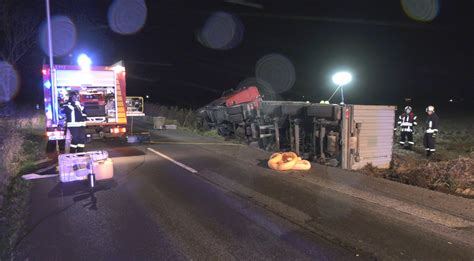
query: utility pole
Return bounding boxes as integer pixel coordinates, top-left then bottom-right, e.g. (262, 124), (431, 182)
(46, 0), (58, 125)
(46, 0), (60, 153)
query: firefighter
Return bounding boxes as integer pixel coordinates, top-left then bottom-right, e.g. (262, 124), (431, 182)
(62, 91), (87, 153)
(423, 105), (439, 157)
(396, 106), (417, 149)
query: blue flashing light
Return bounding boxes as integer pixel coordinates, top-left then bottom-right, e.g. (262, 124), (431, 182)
(44, 80), (51, 89)
(77, 54), (92, 70)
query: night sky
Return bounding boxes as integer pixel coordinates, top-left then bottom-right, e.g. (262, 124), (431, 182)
(7, 0), (474, 109)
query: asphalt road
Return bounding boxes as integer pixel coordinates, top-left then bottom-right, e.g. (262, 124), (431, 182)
(14, 139), (358, 260)
(14, 120), (474, 260)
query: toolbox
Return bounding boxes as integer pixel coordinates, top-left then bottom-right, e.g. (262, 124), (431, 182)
(58, 151), (112, 182)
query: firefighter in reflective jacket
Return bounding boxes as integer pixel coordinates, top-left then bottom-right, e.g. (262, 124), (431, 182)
(62, 91), (87, 153)
(424, 105), (439, 157)
(396, 106), (417, 149)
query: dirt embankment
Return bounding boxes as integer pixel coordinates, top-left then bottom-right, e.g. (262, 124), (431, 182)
(362, 149), (474, 197)
(362, 112), (474, 198)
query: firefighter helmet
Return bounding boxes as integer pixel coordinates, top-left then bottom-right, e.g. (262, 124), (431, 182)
(404, 106), (412, 113)
(426, 106), (435, 112)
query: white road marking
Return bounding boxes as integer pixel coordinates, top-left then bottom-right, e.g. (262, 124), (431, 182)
(149, 141), (244, 146)
(147, 148), (198, 174)
(22, 173), (59, 180)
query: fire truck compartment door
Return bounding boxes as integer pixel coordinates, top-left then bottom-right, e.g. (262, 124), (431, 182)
(349, 105), (396, 170)
(56, 70), (115, 87)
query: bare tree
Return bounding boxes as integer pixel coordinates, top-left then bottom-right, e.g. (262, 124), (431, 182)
(0, 0), (40, 64)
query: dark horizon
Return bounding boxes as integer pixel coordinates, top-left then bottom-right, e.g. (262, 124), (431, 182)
(3, 0), (474, 109)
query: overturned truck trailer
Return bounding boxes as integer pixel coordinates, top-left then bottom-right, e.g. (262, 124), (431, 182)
(198, 86), (396, 170)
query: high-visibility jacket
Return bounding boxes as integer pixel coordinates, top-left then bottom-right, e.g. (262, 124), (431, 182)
(425, 113), (439, 134)
(397, 112), (417, 132)
(62, 101), (87, 127)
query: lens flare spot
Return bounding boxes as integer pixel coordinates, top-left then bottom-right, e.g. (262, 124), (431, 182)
(401, 0), (440, 22)
(198, 12), (244, 50)
(237, 77), (280, 101)
(256, 54), (296, 94)
(0, 61), (19, 103)
(39, 16), (77, 57)
(108, 0), (147, 35)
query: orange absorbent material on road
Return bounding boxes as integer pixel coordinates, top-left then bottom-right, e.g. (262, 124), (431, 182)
(267, 152), (311, 171)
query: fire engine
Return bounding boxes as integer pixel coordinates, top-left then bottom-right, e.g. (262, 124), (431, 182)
(198, 86), (397, 170)
(126, 96), (145, 116)
(43, 61), (128, 152)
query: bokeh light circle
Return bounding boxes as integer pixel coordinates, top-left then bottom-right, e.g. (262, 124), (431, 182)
(256, 54), (296, 94)
(0, 61), (19, 103)
(199, 12), (244, 50)
(108, 0), (147, 35)
(401, 0), (440, 22)
(237, 77), (279, 100)
(39, 16), (77, 57)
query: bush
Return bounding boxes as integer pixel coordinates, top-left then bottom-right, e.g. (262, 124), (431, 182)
(144, 102), (199, 129)
(0, 108), (44, 258)
(0, 132), (25, 188)
(0, 175), (30, 259)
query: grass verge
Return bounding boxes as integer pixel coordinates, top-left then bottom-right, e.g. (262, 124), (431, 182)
(0, 172), (31, 259)
(0, 112), (45, 259)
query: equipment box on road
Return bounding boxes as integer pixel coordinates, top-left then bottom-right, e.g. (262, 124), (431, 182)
(58, 151), (110, 182)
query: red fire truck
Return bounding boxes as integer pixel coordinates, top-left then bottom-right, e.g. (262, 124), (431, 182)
(43, 61), (128, 152)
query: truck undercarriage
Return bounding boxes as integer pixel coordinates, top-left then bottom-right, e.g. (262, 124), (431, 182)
(198, 87), (396, 170)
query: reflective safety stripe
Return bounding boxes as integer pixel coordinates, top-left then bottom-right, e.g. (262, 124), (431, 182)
(67, 104), (75, 123)
(401, 122), (413, 126)
(426, 129), (435, 133)
(77, 144), (85, 148)
(399, 141), (405, 144)
(429, 121), (432, 128)
(70, 144), (78, 148)
(408, 141), (415, 145)
(67, 122), (86, 127)
(430, 149), (436, 152)
(413, 122), (418, 125)
(425, 148), (430, 150)
(401, 128), (413, 132)
(432, 129), (438, 132)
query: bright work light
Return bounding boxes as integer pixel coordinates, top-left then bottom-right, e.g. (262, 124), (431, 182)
(330, 71), (352, 105)
(332, 72), (352, 86)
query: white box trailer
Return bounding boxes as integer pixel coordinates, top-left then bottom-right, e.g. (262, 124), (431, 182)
(340, 105), (396, 170)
